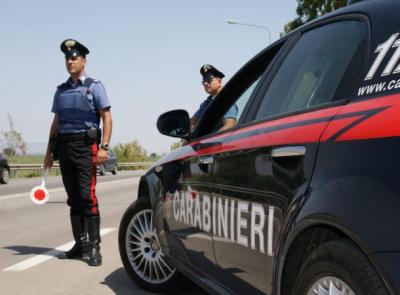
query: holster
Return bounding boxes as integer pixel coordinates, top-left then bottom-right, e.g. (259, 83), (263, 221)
(50, 137), (59, 161)
(86, 128), (101, 145)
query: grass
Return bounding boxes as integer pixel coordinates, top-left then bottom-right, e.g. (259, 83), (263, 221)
(8, 155), (44, 164)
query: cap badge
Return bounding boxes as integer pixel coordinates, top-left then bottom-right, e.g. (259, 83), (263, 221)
(65, 40), (76, 50)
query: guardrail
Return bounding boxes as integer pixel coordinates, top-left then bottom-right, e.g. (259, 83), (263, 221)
(9, 162), (154, 170)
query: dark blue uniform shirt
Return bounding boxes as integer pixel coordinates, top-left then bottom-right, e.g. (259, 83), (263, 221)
(194, 95), (238, 121)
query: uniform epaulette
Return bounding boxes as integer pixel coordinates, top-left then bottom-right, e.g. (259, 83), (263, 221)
(57, 82), (68, 90)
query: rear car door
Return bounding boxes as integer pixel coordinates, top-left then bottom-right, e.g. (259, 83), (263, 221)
(204, 17), (368, 294)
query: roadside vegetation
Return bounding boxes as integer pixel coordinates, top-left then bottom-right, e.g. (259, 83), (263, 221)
(284, 0), (347, 34)
(4, 140), (161, 179)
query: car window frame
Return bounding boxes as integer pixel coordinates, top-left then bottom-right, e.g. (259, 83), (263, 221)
(243, 13), (371, 126)
(192, 34), (296, 140)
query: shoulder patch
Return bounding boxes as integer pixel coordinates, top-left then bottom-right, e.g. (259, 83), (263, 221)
(86, 78), (101, 88)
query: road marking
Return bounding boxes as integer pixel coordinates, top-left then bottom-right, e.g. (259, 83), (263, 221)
(2, 228), (115, 272)
(0, 177), (138, 201)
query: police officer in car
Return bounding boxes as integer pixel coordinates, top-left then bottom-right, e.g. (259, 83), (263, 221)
(190, 64), (238, 131)
(43, 39), (112, 266)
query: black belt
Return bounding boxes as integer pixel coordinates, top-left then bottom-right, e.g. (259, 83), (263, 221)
(59, 133), (87, 142)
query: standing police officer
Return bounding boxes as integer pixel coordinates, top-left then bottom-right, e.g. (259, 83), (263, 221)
(44, 39), (112, 266)
(190, 64), (238, 131)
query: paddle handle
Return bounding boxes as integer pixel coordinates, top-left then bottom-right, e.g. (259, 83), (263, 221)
(41, 168), (49, 186)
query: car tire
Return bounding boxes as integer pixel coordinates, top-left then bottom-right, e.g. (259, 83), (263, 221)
(99, 165), (105, 176)
(291, 239), (388, 295)
(118, 197), (186, 293)
(0, 168), (9, 184)
(112, 166), (117, 175)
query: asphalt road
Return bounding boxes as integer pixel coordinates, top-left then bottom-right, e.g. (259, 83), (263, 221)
(0, 171), (205, 295)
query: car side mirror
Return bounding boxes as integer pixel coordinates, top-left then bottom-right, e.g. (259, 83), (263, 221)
(157, 109), (191, 140)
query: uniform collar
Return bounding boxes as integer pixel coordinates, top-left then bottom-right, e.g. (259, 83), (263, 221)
(68, 72), (87, 86)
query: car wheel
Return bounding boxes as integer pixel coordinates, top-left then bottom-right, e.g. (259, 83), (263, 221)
(118, 198), (185, 293)
(291, 239), (388, 295)
(99, 165), (105, 176)
(112, 166), (117, 175)
(0, 168), (9, 184)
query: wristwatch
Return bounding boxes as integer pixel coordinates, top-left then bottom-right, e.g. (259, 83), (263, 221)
(100, 143), (109, 151)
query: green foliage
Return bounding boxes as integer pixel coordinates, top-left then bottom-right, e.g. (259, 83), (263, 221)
(170, 141), (182, 151)
(1, 113), (27, 156)
(284, 0), (347, 34)
(8, 155), (44, 164)
(2, 147), (16, 157)
(147, 153), (163, 162)
(113, 140), (147, 162)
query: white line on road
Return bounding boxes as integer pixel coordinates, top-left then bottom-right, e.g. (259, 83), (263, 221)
(2, 228), (115, 272)
(0, 177), (138, 201)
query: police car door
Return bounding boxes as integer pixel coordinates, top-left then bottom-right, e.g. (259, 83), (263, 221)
(161, 41), (287, 278)
(202, 19), (368, 294)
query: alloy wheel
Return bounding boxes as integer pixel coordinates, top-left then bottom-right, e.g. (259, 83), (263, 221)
(125, 209), (175, 284)
(307, 276), (355, 295)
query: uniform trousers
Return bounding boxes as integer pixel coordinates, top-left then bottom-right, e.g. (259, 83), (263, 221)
(58, 135), (99, 217)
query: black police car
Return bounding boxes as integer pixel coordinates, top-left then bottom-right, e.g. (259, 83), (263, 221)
(0, 153), (10, 184)
(119, 0), (400, 294)
(97, 149), (117, 176)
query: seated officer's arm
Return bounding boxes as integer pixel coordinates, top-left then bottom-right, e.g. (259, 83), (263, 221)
(218, 118), (237, 132)
(218, 103), (238, 132)
(190, 116), (198, 131)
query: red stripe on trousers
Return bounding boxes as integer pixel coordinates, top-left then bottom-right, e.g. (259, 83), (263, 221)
(90, 143), (98, 214)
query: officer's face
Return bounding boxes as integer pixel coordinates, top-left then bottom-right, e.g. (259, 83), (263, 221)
(203, 77), (222, 95)
(65, 56), (86, 76)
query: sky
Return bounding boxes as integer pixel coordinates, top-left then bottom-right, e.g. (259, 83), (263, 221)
(0, 0), (297, 155)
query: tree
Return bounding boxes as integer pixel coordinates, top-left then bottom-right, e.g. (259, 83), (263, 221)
(1, 113), (27, 156)
(113, 140), (147, 162)
(147, 152), (162, 162)
(170, 141), (182, 151)
(284, 0), (347, 34)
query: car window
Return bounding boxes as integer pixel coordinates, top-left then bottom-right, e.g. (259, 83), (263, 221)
(195, 40), (287, 138)
(210, 77), (261, 133)
(254, 20), (367, 121)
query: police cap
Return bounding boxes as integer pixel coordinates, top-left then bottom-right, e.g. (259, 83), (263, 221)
(60, 39), (90, 59)
(200, 64), (225, 82)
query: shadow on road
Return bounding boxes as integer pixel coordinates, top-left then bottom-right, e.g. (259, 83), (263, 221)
(102, 267), (206, 295)
(4, 245), (87, 264)
(101, 267), (154, 295)
(4, 245), (56, 256)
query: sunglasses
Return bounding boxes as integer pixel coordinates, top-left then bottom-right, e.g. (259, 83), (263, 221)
(202, 76), (215, 85)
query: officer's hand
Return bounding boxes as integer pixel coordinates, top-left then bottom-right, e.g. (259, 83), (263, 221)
(44, 152), (53, 169)
(97, 149), (109, 165)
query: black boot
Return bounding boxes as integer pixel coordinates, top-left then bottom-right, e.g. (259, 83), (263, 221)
(64, 215), (88, 259)
(87, 216), (102, 266)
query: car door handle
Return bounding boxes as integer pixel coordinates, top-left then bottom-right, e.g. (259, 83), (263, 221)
(198, 156), (214, 165)
(271, 146), (306, 158)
